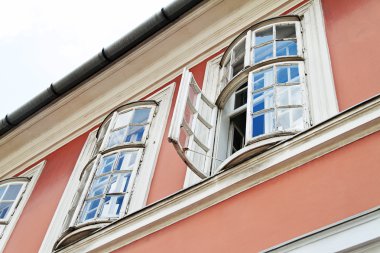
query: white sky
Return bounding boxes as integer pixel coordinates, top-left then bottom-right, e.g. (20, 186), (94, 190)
(0, 0), (173, 118)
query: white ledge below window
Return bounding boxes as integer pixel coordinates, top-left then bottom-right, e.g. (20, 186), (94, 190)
(57, 93), (380, 253)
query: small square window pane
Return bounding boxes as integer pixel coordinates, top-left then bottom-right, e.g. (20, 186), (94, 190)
(277, 108), (304, 131)
(108, 173), (132, 193)
(81, 198), (101, 222)
(114, 111), (132, 129)
(179, 127), (190, 148)
(252, 88), (274, 113)
(0, 186), (7, 200)
(255, 27), (273, 45)
(194, 118), (210, 146)
(107, 128), (127, 148)
(97, 154), (117, 175)
(125, 125), (145, 143)
(184, 104), (194, 126)
(252, 67), (274, 91)
(254, 43), (273, 63)
(100, 195), (124, 218)
(277, 65), (300, 84)
(276, 40), (297, 57)
(0, 202), (13, 219)
(131, 108), (151, 124)
(115, 151), (138, 171)
(88, 175), (109, 197)
(3, 184), (22, 201)
(252, 110), (275, 137)
(276, 86), (303, 106)
(276, 24), (296, 39)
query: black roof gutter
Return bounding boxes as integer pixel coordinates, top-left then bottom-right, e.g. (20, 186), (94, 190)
(0, 0), (203, 137)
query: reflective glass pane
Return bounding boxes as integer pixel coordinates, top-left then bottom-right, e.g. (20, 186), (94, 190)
(107, 128), (127, 148)
(255, 27), (273, 45)
(252, 67), (274, 91)
(184, 103), (194, 126)
(115, 151), (138, 171)
(97, 154), (117, 175)
(252, 88), (274, 113)
(98, 120), (110, 140)
(232, 39), (246, 76)
(198, 99), (213, 124)
(0, 202), (13, 219)
(0, 186), (6, 199)
(189, 142), (206, 171)
(276, 24), (296, 39)
(114, 111), (132, 129)
(179, 127), (190, 148)
(194, 118), (209, 145)
(125, 125), (145, 143)
(254, 43), (273, 63)
(81, 198), (100, 221)
(277, 108), (304, 131)
(252, 110), (275, 137)
(88, 175), (109, 197)
(277, 86), (303, 106)
(100, 195), (124, 218)
(131, 108), (151, 124)
(108, 173), (132, 193)
(276, 40), (297, 57)
(3, 184), (22, 201)
(188, 82), (198, 106)
(277, 65), (300, 84)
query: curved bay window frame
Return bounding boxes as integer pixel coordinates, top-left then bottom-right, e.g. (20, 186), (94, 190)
(169, 16), (311, 179)
(65, 101), (158, 232)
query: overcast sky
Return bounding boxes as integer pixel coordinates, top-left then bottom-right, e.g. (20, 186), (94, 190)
(0, 0), (173, 118)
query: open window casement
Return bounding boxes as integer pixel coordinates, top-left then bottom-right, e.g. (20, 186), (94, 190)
(169, 68), (217, 179)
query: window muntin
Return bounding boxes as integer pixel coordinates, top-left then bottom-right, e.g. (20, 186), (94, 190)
(0, 180), (28, 224)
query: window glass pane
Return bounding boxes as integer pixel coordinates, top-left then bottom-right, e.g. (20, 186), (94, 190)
(115, 151), (138, 171)
(88, 175), (109, 197)
(252, 88), (274, 113)
(114, 111), (132, 129)
(252, 110), (275, 137)
(252, 67), (274, 91)
(81, 198), (101, 222)
(0, 202), (13, 219)
(232, 39), (246, 76)
(184, 104), (194, 126)
(189, 142), (207, 171)
(198, 99), (212, 123)
(131, 108), (151, 124)
(188, 82), (198, 106)
(108, 173), (132, 193)
(255, 27), (273, 45)
(100, 195), (124, 218)
(277, 86), (303, 106)
(0, 186), (6, 199)
(277, 108), (304, 131)
(125, 125), (145, 143)
(254, 43), (273, 63)
(179, 127), (190, 148)
(107, 128), (127, 148)
(97, 154), (117, 175)
(277, 65), (300, 84)
(276, 40), (297, 57)
(3, 184), (22, 201)
(276, 24), (296, 39)
(234, 85), (247, 109)
(194, 118), (210, 145)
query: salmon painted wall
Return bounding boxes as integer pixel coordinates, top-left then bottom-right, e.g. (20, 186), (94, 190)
(4, 133), (89, 253)
(114, 129), (380, 253)
(323, 0), (380, 110)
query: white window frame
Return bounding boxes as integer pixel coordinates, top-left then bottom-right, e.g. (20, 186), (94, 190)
(0, 161), (45, 252)
(39, 83), (175, 253)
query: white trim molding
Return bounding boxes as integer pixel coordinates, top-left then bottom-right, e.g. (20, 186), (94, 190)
(0, 161), (45, 252)
(262, 206), (380, 253)
(57, 92), (380, 252)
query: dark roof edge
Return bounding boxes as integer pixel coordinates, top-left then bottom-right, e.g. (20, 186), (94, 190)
(0, 0), (204, 137)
